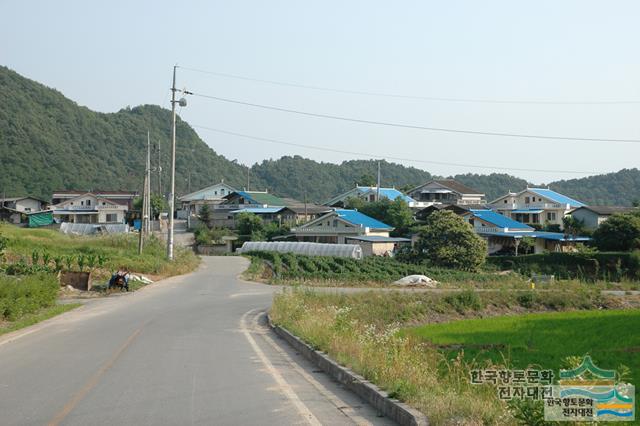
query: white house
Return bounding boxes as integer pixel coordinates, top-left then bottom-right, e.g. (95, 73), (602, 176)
(407, 180), (486, 206)
(489, 188), (586, 229)
(570, 206), (638, 230)
(51, 193), (128, 224)
(52, 190), (137, 210)
(177, 181), (237, 218)
(0, 196), (49, 224)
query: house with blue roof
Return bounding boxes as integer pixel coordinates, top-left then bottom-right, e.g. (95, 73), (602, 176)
(291, 209), (410, 256)
(462, 209), (590, 255)
(489, 187), (586, 230)
(324, 186), (418, 208)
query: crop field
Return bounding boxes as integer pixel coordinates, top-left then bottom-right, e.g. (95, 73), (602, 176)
(245, 251), (529, 286)
(407, 309), (640, 397)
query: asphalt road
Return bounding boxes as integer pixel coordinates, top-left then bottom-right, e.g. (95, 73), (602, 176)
(0, 257), (394, 426)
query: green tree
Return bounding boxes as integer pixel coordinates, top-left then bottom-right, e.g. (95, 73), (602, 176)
(415, 210), (487, 271)
(562, 216), (586, 238)
(593, 212), (640, 251)
(150, 194), (167, 220)
(355, 198), (414, 237)
(198, 204), (212, 228)
(264, 222), (290, 241)
(357, 174), (376, 187)
(236, 212), (264, 240)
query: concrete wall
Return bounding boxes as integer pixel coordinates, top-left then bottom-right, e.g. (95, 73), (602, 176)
(15, 198), (42, 213)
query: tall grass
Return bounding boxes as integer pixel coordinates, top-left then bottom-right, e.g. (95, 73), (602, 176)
(0, 273), (59, 321)
(271, 289), (513, 424)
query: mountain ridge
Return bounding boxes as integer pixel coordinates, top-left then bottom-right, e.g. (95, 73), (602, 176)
(1, 65), (639, 206)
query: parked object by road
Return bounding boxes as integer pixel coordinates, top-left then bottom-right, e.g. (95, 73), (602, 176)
(108, 270), (129, 291)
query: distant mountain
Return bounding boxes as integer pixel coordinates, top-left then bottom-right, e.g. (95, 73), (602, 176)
(1, 65), (639, 206)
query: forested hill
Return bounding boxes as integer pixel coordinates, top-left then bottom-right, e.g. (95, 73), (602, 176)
(1, 66), (639, 205)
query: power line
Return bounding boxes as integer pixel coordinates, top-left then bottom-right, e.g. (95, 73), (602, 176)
(180, 66), (640, 105)
(190, 92), (640, 144)
(191, 124), (594, 175)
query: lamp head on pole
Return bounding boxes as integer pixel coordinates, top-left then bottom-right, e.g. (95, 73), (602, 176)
(178, 97), (187, 107)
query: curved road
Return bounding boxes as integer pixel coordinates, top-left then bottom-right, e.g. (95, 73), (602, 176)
(0, 257), (394, 426)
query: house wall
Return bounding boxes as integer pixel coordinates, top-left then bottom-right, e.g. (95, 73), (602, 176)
(14, 199), (42, 213)
(570, 209), (601, 230)
(98, 210), (125, 223)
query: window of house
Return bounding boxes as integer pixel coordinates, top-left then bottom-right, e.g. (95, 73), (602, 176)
(525, 197), (530, 204)
(87, 199), (91, 206)
(105, 213), (117, 222)
(547, 212), (556, 221)
(221, 189), (225, 194)
(81, 201), (84, 206)
(333, 219), (338, 227)
(102, 202), (106, 205)
(504, 200), (507, 204)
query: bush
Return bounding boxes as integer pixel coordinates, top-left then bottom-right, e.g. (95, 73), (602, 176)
(0, 273), (59, 321)
(593, 212), (640, 251)
(444, 289), (483, 313)
(487, 252), (639, 281)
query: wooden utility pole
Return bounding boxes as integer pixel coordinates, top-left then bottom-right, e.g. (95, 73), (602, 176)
(376, 160), (381, 201)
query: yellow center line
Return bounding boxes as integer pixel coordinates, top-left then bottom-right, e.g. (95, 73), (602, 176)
(48, 324), (145, 426)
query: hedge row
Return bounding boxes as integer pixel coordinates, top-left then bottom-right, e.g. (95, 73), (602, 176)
(486, 251), (640, 281)
(0, 273), (59, 321)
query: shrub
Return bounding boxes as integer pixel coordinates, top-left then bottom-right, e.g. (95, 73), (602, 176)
(593, 212), (640, 251)
(444, 290), (483, 313)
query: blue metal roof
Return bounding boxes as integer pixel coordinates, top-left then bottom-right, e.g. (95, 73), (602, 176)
(528, 188), (586, 207)
(356, 187), (415, 204)
(335, 209), (393, 230)
(512, 209), (544, 214)
(470, 209), (533, 230)
(480, 230), (591, 241)
(346, 236), (411, 242)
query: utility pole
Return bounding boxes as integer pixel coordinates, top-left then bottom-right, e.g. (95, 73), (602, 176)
(376, 161), (381, 201)
(145, 131), (151, 235)
(157, 139), (162, 196)
(246, 166), (250, 191)
(304, 189), (308, 224)
(138, 174), (147, 255)
(167, 66), (178, 260)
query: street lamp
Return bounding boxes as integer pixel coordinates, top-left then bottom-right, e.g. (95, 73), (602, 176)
(167, 65), (190, 260)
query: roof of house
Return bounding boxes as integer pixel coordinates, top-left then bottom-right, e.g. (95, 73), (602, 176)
(0, 196), (48, 204)
(572, 206), (637, 216)
(431, 179), (484, 195)
(53, 190), (137, 196)
(512, 209), (544, 214)
(481, 230), (591, 241)
(469, 209), (533, 230)
(527, 188), (586, 207)
(335, 209), (393, 230)
(345, 236), (411, 243)
(283, 205), (333, 215)
(178, 182), (237, 202)
(325, 186), (415, 205)
(230, 207), (285, 214)
(231, 191), (288, 206)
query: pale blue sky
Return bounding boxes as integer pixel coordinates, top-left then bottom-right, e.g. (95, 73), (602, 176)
(2, 1), (639, 182)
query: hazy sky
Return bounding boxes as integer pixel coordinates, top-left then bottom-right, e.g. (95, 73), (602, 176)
(3, 1), (639, 183)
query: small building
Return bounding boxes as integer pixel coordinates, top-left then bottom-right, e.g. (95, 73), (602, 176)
(51, 193), (128, 224)
(489, 188), (585, 229)
(324, 186), (419, 208)
(212, 190), (290, 228)
(0, 196), (49, 224)
(570, 206), (638, 230)
(177, 181), (237, 219)
(407, 180), (486, 206)
(344, 236), (411, 257)
(463, 209), (589, 254)
(415, 203), (490, 222)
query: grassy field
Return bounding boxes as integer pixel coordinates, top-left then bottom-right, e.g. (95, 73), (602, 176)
(270, 289), (639, 424)
(1, 224), (199, 281)
(407, 309), (640, 395)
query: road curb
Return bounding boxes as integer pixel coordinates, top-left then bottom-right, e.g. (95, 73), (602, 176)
(267, 315), (429, 426)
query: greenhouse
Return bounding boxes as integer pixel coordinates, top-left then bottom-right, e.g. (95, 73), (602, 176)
(237, 241), (363, 259)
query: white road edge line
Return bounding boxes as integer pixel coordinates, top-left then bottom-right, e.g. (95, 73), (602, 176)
(240, 308), (322, 426)
(252, 311), (373, 426)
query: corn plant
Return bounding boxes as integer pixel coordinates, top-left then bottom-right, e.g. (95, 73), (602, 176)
(53, 256), (64, 272)
(41, 251), (51, 268)
(63, 255), (75, 271)
(85, 254), (97, 271)
(31, 250), (40, 266)
(97, 254), (107, 269)
(77, 255), (86, 272)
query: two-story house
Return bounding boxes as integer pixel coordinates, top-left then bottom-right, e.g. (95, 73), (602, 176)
(489, 188), (585, 229)
(51, 193), (128, 224)
(52, 190), (138, 210)
(324, 186), (418, 208)
(177, 181), (237, 219)
(462, 209), (589, 254)
(407, 180), (486, 206)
